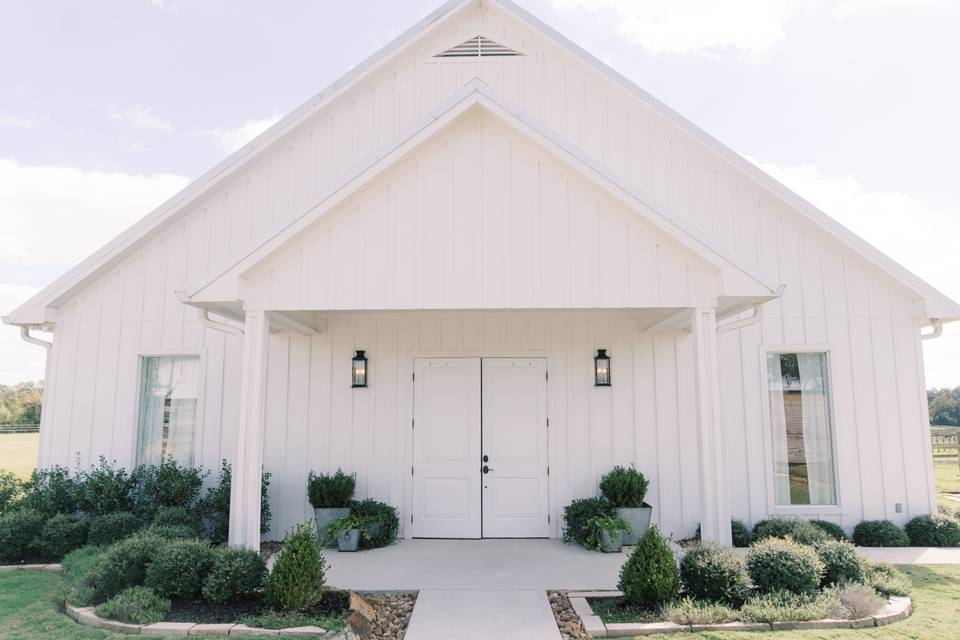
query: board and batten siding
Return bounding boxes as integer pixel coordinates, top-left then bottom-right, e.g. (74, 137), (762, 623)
(34, 1), (935, 538)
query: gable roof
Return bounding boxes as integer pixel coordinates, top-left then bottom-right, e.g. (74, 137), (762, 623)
(184, 79), (778, 313)
(6, 0), (959, 326)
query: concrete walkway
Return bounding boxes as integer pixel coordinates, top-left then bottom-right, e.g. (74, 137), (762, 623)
(404, 589), (562, 640)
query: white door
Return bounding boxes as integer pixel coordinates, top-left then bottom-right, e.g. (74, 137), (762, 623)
(412, 358), (482, 538)
(481, 358), (550, 538)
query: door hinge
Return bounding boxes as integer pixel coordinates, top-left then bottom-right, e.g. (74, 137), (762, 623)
(546, 417), (549, 428)
(411, 418), (415, 429)
(411, 514), (414, 524)
(411, 466), (414, 476)
(545, 371), (549, 381)
(412, 372), (415, 381)
(547, 466), (550, 476)
(548, 514), (551, 524)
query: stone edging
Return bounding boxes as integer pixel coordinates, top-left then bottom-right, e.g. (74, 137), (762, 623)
(65, 603), (329, 637)
(566, 591), (913, 638)
(0, 563), (62, 573)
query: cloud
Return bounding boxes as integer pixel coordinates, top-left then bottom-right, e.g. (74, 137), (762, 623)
(834, 0), (948, 18)
(197, 112), (282, 152)
(108, 104), (174, 133)
(751, 158), (960, 388)
(550, 0), (798, 60)
(0, 114), (38, 128)
(0, 159), (189, 268)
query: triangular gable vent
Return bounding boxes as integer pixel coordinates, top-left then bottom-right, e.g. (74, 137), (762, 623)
(435, 35), (523, 58)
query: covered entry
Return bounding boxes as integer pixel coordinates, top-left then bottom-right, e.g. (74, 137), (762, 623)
(411, 357), (549, 538)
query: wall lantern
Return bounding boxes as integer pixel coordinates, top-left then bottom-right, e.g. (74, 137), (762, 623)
(594, 349), (611, 386)
(351, 350), (368, 388)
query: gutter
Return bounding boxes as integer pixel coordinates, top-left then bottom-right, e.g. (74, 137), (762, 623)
(20, 325), (52, 350)
(196, 307), (244, 338)
(922, 318), (944, 341)
(717, 286), (786, 334)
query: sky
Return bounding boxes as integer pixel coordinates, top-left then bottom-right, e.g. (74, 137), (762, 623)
(0, 0), (958, 389)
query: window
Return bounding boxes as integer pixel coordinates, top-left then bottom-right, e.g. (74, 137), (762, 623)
(137, 356), (200, 466)
(766, 351), (837, 506)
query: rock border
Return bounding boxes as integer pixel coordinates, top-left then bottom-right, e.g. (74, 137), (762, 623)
(65, 603), (330, 637)
(0, 563), (62, 573)
(565, 591), (913, 638)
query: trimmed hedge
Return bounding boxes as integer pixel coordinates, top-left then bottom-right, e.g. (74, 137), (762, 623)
(38, 513), (89, 559)
(852, 520), (910, 547)
(144, 538), (215, 599)
(0, 509), (44, 561)
(265, 522), (328, 611)
(84, 533), (169, 603)
(746, 537), (824, 596)
(752, 518), (828, 546)
(202, 547), (267, 603)
(95, 586), (170, 625)
(904, 514), (960, 547)
(815, 539), (865, 586)
(563, 497), (615, 547)
(88, 511), (142, 546)
(679, 543), (749, 606)
(618, 526), (679, 608)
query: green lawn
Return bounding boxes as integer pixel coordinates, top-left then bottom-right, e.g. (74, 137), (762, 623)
(0, 432), (39, 480)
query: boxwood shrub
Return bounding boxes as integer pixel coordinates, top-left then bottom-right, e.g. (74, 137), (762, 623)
(563, 497), (615, 546)
(38, 513), (89, 559)
(306, 469), (355, 509)
(815, 539), (865, 586)
(202, 547), (267, 603)
(904, 514), (960, 547)
(151, 506), (196, 530)
(617, 526), (679, 608)
(852, 520), (910, 547)
(679, 542), (749, 606)
(0, 509), (45, 561)
(84, 533), (169, 603)
(746, 537), (824, 595)
(752, 518), (828, 546)
(264, 522), (328, 611)
(598, 466), (649, 508)
(88, 511), (142, 546)
(95, 586), (170, 625)
(144, 538), (215, 599)
(731, 520), (752, 548)
(147, 524), (197, 540)
(810, 519), (847, 541)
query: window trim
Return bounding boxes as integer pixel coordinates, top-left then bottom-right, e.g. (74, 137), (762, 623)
(131, 350), (206, 469)
(758, 344), (844, 516)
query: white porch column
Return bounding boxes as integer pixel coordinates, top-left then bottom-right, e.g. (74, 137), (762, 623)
(228, 310), (270, 549)
(690, 307), (733, 546)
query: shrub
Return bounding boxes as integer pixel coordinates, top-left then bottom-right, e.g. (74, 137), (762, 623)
(815, 539), (865, 587)
(198, 460), (271, 544)
(663, 597), (738, 625)
(350, 498), (400, 549)
(84, 533), (169, 602)
(264, 521), (328, 611)
(563, 497), (615, 546)
(904, 514), (960, 547)
(95, 586), (170, 625)
(752, 518), (828, 546)
(307, 469), (355, 509)
(88, 511), (142, 546)
(810, 519), (847, 541)
(0, 509), (44, 561)
(38, 513), (89, 559)
(19, 466), (80, 518)
(202, 547), (267, 603)
(131, 457), (206, 521)
(584, 514), (631, 551)
(836, 583), (885, 619)
(144, 538), (215, 599)
(746, 537), (824, 595)
(147, 524), (197, 540)
(740, 589), (841, 623)
(62, 545), (107, 582)
(151, 506), (195, 529)
(731, 520), (751, 548)
(598, 466), (649, 508)
(77, 457), (136, 516)
(679, 543), (749, 606)
(617, 526), (679, 609)
(0, 469), (23, 513)
(865, 562), (912, 596)
(852, 520), (909, 547)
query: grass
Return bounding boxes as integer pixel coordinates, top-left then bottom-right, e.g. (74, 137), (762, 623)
(236, 609), (349, 631)
(600, 565), (960, 639)
(0, 432), (39, 480)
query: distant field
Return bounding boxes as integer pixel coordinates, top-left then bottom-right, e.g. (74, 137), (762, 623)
(0, 433), (39, 479)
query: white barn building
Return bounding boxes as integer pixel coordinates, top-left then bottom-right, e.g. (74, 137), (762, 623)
(6, 0), (958, 549)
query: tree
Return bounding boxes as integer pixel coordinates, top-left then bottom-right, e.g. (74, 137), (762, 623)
(929, 387), (960, 426)
(0, 382), (43, 426)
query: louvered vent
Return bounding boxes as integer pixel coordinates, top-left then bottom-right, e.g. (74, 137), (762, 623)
(435, 36), (523, 58)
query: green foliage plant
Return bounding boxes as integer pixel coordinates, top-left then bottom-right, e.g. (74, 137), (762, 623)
(852, 520), (910, 547)
(264, 521), (328, 611)
(904, 514), (960, 547)
(678, 542), (750, 606)
(809, 519), (848, 541)
(306, 470), (355, 509)
(617, 526), (679, 609)
(87, 512), (142, 546)
(584, 514), (631, 551)
(350, 498), (400, 548)
(815, 539), (866, 586)
(143, 538), (215, 599)
(746, 537), (824, 596)
(95, 586), (171, 625)
(38, 513), (89, 559)
(562, 497), (615, 546)
(76, 457), (135, 516)
(0, 469), (23, 513)
(0, 509), (44, 561)
(731, 520), (752, 547)
(598, 466), (649, 508)
(202, 546), (267, 604)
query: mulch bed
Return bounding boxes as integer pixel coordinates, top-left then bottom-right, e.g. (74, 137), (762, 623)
(548, 591), (590, 640)
(165, 590), (351, 624)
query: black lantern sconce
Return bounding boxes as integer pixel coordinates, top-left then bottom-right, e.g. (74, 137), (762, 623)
(351, 350), (368, 388)
(594, 349), (611, 386)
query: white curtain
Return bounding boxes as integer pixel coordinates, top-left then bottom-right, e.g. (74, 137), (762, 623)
(798, 353), (836, 505)
(766, 354), (793, 505)
(137, 356), (200, 466)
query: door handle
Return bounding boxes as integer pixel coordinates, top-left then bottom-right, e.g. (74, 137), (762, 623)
(482, 465), (493, 474)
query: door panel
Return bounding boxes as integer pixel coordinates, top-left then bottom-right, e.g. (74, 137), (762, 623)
(481, 358), (549, 537)
(412, 358), (481, 538)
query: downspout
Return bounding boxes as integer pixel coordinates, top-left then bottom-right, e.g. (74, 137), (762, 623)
(197, 307), (244, 337)
(20, 325), (52, 349)
(921, 318), (943, 341)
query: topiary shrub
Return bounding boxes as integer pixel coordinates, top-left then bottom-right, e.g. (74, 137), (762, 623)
(852, 520), (909, 547)
(130, 457), (206, 521)
(38, 513), (89, 559)
(307, 469), (356, 509)
(95, 586), (170, 625)
(88, 511), (142, 546)
(563, 497), (615, 546)
(617, 526), (679, 609)
(76, 457), (136, 516)
(731, 520), (752, 548)
(19, 466), (80, 518)
(904, 514), (960, 547)
(599, 466), (649, 508)
(202, 547), (267, 604)
(83, 533), (169, 602)
(0, 469), (23, 513)
(197, 460), (271, 544)
(350, 499), (400, 549)
(810, 519), (847, 541)
(864, 562), (912, 596)
(0, 508), (44, 561)
(746, 537), (824, 596)
(264, 521), (327, 611)
(815, 539), (865, 586)
(144, 538), (215, 599)
(679, 542), (749, 606)
(752, 518), (828, 546)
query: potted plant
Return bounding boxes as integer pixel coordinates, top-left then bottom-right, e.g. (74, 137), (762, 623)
(351, 498), (400, 549)
(586, 514), (632, 553)
(599, 465), (652, 545)
(328, 515), (363, 552)
(307, 469), (356, 545)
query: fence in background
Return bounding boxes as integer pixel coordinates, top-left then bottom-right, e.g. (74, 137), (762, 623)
(0, 424), (40, 434)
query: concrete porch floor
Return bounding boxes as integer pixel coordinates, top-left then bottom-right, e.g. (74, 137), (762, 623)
(321, 539), (628, 591)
